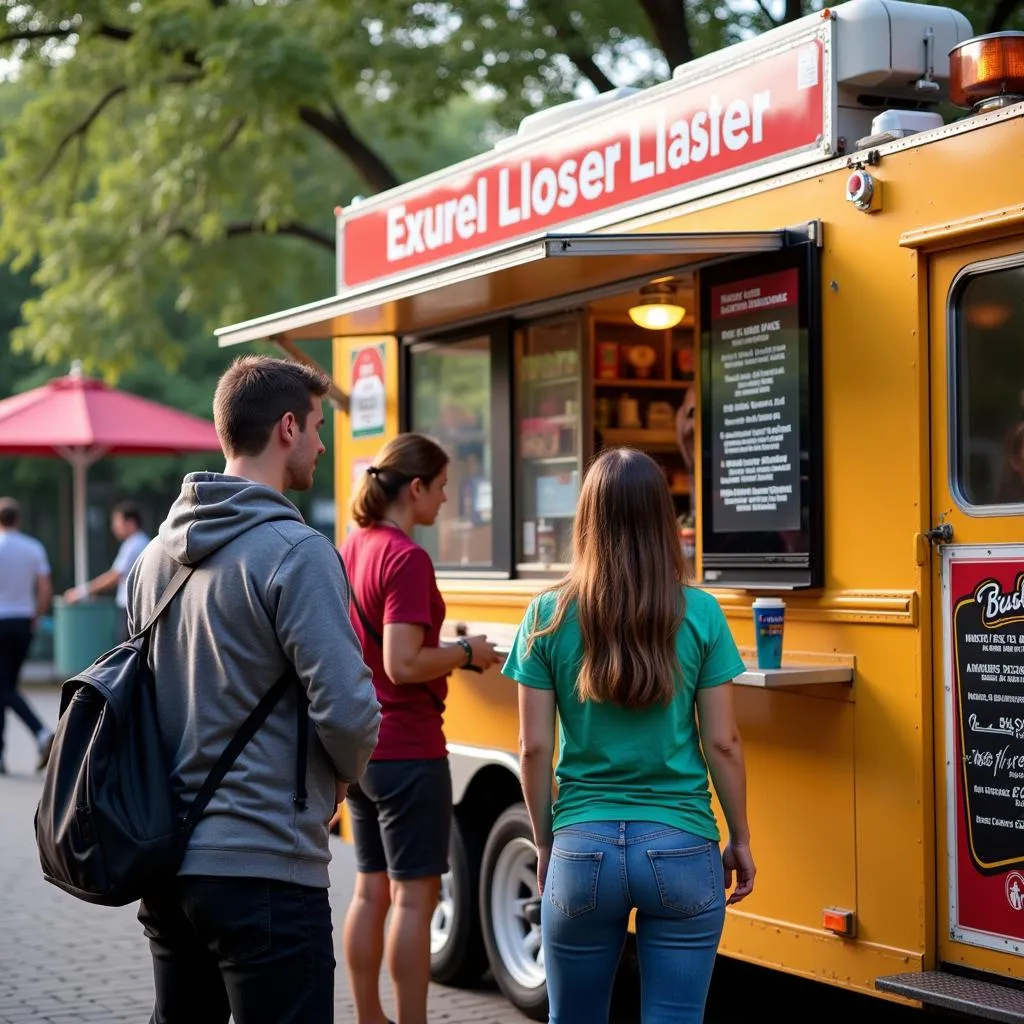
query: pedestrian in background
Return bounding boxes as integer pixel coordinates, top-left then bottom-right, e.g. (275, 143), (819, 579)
(503, 447), (756, 1024)
(128, 356), (381, 1024)
(64, 501), (150, 641)
(340, 433), (500, 1024)
(0, 497), (54, 773)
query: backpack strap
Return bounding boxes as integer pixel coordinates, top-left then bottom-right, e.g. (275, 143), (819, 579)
(350, 590), (384, 648)
(131, 563), (194, 640)
(181, 670), (302, 835)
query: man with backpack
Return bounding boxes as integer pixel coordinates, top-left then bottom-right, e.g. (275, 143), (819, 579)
(125, 356), (381, 1024)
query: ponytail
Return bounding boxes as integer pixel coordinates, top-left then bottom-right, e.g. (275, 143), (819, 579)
(351, 433), (449, 528)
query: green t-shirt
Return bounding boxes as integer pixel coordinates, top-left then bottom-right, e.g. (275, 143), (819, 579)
(502, 586), (745, 841)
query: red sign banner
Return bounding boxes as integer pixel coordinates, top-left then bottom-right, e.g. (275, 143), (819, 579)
(341, 39), (827, 288)
(949, 555), (1024, 949)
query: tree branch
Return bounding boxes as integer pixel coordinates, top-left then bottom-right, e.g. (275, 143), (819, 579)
(636, 0), (694, 69)
(298, 105), (400, 193)
(986, 0), (1021, 31)
(170, 220), (335, 251)
(753, 0), (781, 27)
(37, 72), (202, 185)
(217, 114), (248, 154)
(96, 23), (133, 44)
(0, 25), (76, 46)
(10, 13), (402, 201)
(530, 1), (616, 93)
(37, 84), (127, 183)
(784, 0), (803, 24)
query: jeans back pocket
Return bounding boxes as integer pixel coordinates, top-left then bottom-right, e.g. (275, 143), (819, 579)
(547, 849), (603, 919)
(647, 844), (717, 916)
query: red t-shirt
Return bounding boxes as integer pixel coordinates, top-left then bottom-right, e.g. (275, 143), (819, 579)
(339, 524), (448, 761)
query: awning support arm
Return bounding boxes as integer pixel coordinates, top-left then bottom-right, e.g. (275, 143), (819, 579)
(271, 335), (350, 413)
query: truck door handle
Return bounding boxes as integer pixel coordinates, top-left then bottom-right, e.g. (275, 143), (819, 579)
(925, 523), (953, 544)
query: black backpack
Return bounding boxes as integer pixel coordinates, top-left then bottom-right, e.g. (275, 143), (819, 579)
(34, 562), (306, 907)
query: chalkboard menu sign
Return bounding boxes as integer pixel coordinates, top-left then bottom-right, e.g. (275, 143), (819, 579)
(699, 245), (822, 589)
(948, 552), (1024, 949)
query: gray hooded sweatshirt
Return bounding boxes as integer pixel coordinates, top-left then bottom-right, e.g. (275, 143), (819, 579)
(126, 472), (381, 888)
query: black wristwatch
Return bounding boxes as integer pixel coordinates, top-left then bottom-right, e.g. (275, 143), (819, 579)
(455, 637), (474, 668)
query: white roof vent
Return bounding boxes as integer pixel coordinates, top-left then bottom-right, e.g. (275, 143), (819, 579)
(855, 108), (944, 148)
(671, 0), (972, 103)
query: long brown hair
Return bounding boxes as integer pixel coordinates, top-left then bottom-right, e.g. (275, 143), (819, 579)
(351, 433), (449, 528)
(526, 448), (688, 709)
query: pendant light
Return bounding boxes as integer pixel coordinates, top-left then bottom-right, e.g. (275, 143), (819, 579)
(628, 282), (686, 330)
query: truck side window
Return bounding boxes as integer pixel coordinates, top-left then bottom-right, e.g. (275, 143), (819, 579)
(953, 262), (1024, 508)
(409, 335), (495, 567)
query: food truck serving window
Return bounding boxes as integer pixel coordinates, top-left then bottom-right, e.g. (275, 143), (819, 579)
(951, 258), (1024, 511)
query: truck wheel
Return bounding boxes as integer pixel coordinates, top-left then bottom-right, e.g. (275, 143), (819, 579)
(479, 804), (548, 1021)
(430, 810), (487, 986)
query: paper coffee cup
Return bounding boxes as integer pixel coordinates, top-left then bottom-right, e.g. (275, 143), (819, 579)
(752, 597), (786, 670)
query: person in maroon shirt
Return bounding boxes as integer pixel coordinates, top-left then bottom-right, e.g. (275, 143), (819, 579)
(340, 432), (500, 1024)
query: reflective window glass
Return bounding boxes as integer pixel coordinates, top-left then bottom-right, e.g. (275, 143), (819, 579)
(954, 264), (1024, 507)
(410, 336), (493, 566)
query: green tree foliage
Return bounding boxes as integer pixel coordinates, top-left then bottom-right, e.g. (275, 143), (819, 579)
(0, 0), (1020, 377)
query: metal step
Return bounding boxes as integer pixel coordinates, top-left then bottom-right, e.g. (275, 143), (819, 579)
(876, 970), (1024, 1023)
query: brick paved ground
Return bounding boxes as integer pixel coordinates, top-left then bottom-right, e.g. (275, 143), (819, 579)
(1, 683), (951, 1024)
(0, 686), (525, 1024)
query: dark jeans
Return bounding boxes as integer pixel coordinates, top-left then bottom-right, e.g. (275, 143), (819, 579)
(138, 876), (335, 1024)
(0, 617), (45, 763)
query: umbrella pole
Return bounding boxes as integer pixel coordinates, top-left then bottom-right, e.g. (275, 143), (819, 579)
(72, 456), (88, 590)
(56, 446), (105, 592)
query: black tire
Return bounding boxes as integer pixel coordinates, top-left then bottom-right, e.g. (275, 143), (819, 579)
(430, 809), (488, 987)
(479, 804), (549, 1021)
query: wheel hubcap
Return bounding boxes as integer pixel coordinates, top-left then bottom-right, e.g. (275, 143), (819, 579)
(430, 869), (455, 955)
(489, 836), (545, 989)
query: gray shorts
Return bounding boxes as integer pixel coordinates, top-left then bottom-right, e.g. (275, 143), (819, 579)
(346, 758), (452, 880)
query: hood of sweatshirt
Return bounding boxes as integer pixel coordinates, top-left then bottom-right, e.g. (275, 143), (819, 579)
(158, 472), (305, 566)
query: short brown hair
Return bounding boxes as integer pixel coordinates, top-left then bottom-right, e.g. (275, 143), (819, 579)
(351, 433), (449, 528)
(213, 356), (331, 458)
(112, 501), (142, 528)
(0, 497), (21, 529)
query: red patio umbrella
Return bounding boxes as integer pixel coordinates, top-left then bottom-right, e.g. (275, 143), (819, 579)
(0, 361), (222, 588)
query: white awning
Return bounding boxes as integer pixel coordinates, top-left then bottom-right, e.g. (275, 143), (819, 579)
(215, 224), (819, 347)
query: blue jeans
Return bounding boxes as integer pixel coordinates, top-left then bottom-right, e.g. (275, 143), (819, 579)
(542, 822), (725, 1024)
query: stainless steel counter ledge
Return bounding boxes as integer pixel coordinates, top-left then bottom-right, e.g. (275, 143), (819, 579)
(735, 663), (855, 687)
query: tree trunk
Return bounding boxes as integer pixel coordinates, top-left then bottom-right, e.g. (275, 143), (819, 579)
(637, 0), (694, 69)
(986, 0), (1021, 31)
(532, 0), (616, 92)
(784, 0), (803, 23)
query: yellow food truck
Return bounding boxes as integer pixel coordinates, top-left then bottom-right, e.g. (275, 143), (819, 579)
(216, 1), (1024, 1017)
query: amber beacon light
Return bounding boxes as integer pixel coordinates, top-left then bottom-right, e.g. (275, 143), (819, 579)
(629, 282), (686, 330)
(949, 31), (1024, 111)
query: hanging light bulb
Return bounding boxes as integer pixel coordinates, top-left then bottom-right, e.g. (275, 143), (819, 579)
(628, 282), (685, 330)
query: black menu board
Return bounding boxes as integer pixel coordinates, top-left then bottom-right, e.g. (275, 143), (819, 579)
(699, 246), (822, 590)
(952, 563), (1024, 871)
(948, 555), (1024, 947)
(709, 268), (801, 534)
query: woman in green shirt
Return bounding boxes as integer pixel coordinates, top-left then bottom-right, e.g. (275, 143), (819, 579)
(503, 448), (755, 1024)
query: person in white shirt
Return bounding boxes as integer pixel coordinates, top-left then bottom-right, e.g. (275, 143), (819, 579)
(0, 497), (54, 773)
(64, 501), (150, 641)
